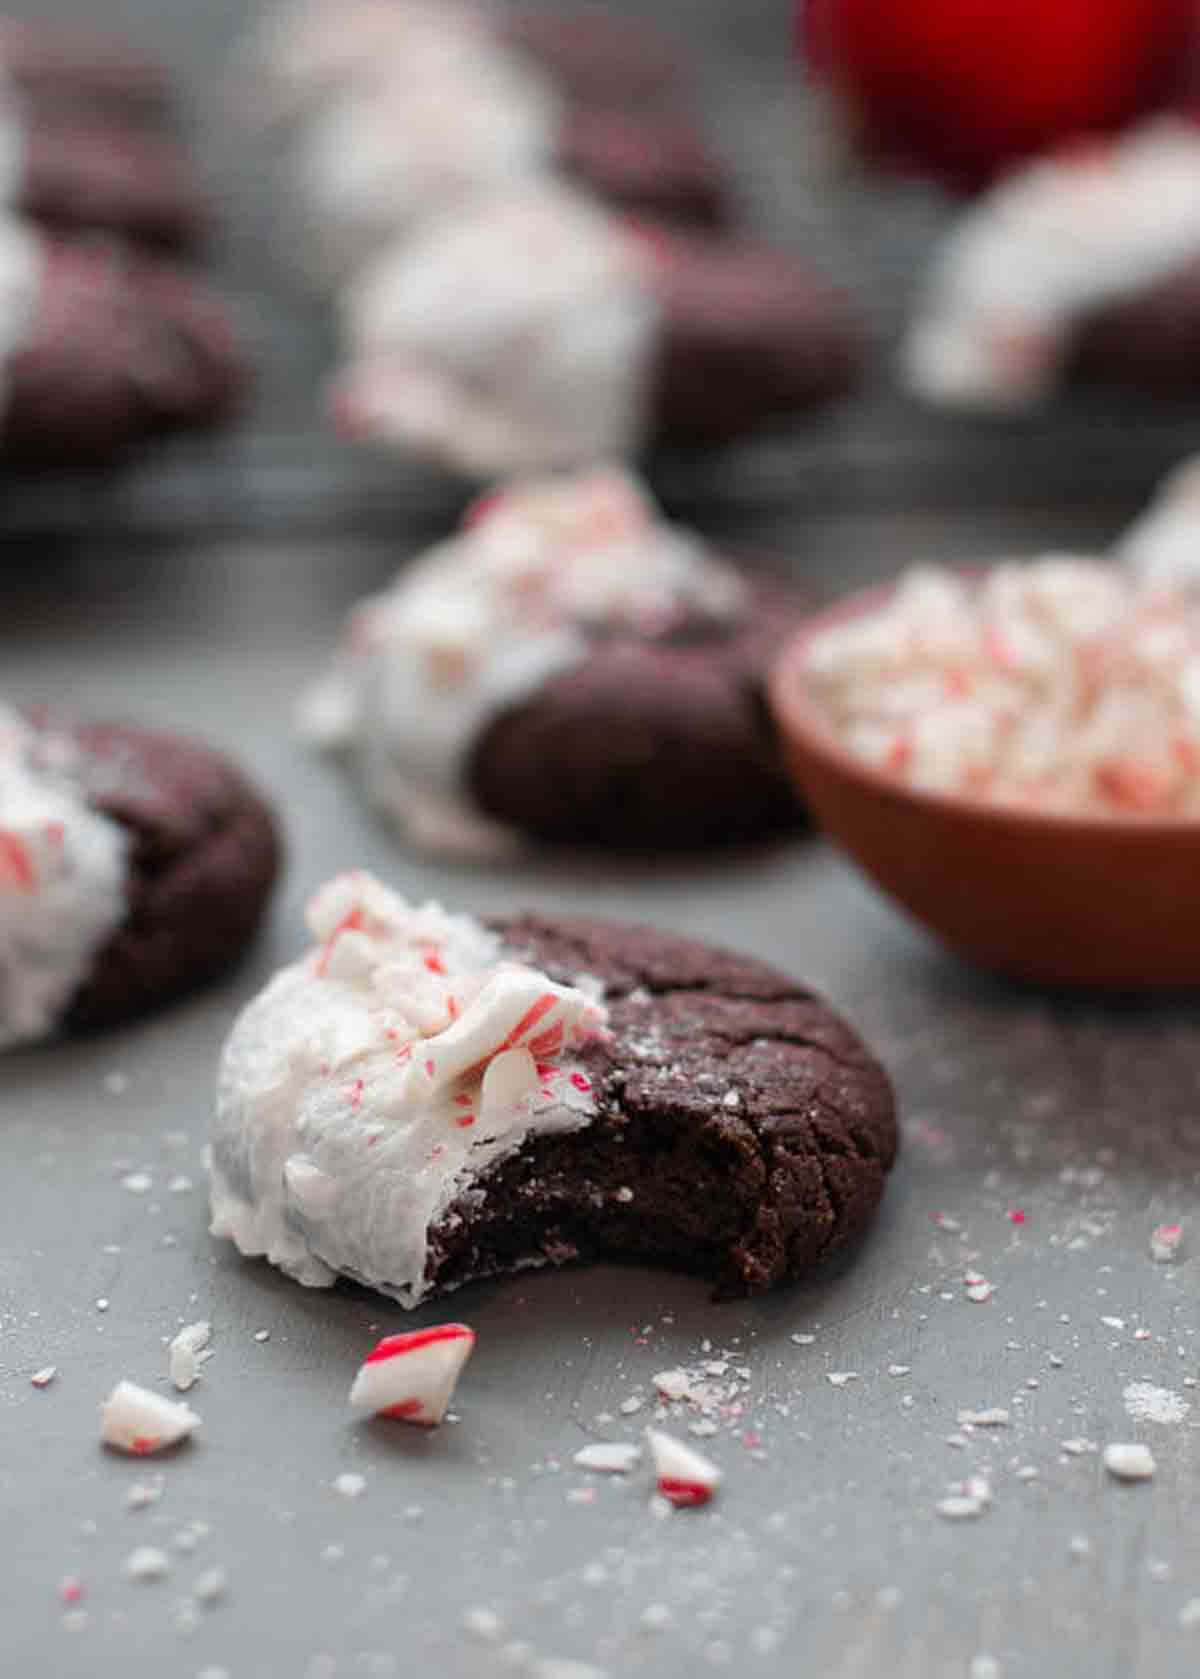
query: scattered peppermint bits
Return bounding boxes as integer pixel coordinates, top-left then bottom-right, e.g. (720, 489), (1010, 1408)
(964, 1275), (994, 1304)
(125, 1480), (163, 1511)
(644, 1429), (721, 1509)
(348, 1324), (475, 1425)
(1150, 1223), (1183, 1262)
(30, 1366), (56, 1389)
(1123, 1383), (1190, 1426)
(652, 1369), (692, 1402)
(333, 1472), (367, 1499)
(1103, 1443), (1157, 1482)
(123, 1547), (171, 1583)
(169, 1323), (212, 1393)
(936, 1476), (992, 1520)
(463, 1607), (505, 1644)
(957, 1408), (1010, 1428)
(100, 1382), (201, 1456)
(192, 1568), (227, 1606)
(572, 1444), (640, 1475)
(826, 1372), (859, 1389)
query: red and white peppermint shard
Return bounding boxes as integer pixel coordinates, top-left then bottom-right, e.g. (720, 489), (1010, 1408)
(645, 1427), (721, 1508)
(348, 1324), (476, 1426)
(100, 1381), (201, 1455)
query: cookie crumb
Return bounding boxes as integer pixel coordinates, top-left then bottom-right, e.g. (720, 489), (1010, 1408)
(1103, 1443), (1156, 1481)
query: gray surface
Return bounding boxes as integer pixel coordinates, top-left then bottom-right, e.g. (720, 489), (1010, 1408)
(1, 521), (1198, 1679)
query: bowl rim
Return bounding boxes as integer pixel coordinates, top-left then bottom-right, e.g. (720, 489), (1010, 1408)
(768, 573), (1200, 840)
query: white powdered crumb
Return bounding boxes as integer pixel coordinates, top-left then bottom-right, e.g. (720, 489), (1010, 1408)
(168, 1175), (194, 1194)
(121, 1172), (153, 1195)
(321, 1545), (345, 1565)
(936, 1475), (992, 1520)
(689, 1420), (718, 1438)
(124, 1546), (170, 1582)
(253, 1329), (270, 1343)
(887, 1364), (911, 1377)
(721, 1091), (741, 1109)
(169, 1323), (212, 1393)
(333, 1473), (366, 1499)
(1069, 1535), (1092, 1558)
(197, 1669), (232, 1679)
(1150, 1223), (1183, 1262)
(533, 1662), (609, 1679)
(970, 1657), (1001, 1679)
(463, 1607), (505, 1643)
(103, 1072), (128, 1096)
(126, 1480), (163, 1510)
(573, 1443), (640, 1474)
(1179, 1598), (1200, 1631)
(614, 1187), (633, 1203)
(640, 1604), (672, 1632)
(30, 1366), (56, 1388)
(1103, 1443), (1156, 1481)
(827, 1372), (858, 1388)
(790, 1333), (816, 1346)
(96, 1299), (109, 1312)
(876, 1586), (903, 1611)
(1061, 1438), (1098, 1456)
(652, 1369), (692, 1402)
(1101, 1316), (1126, 1331)
(618, 1397), (644, 1416)
(193, 1567), (227, 1604)
(1016, 1466), (1039, 1481)
(1123, 1382), (1190, 1426)
(957, 1408), (1010, 1427)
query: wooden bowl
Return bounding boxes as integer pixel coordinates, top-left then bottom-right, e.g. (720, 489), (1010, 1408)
(768, 581), (1200, 990)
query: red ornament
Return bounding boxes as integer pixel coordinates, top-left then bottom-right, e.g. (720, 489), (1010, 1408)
(800, 0), (1198, 191)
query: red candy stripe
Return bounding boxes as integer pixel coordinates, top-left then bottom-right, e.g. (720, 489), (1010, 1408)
(364, 1325), (474, 1365)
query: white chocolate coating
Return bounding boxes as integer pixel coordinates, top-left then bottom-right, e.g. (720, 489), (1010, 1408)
(904, 119), (1200, 412)
(298, 467), (747, 855)
(335, 181), (659, 476)
(1119, 454), (1200, 592)
(0, 705), (127, 1050)
(209, 873), (608, 1308)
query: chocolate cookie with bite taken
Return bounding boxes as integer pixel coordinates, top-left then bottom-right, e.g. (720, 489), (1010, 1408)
(211, 874), (897, 1304)
(0, 706), (281, 1049)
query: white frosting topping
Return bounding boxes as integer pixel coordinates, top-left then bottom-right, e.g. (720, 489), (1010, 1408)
(0, 212), (42, 416)
(291, 42), (561, 285)
(209, 872), (608, 1307)
(335, 181), (659, 475)
(1119, 454), (1200, 592)
(904, 118), (1200, 411)
(247, 0), (493, 125)
(298, 467), (747, 854)
(0, 705), (128, 1049)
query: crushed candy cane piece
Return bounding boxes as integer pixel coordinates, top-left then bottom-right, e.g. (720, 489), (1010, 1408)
(936, 1475), (992, 1520)
(168, 1322), (212, 1392)
(1150, 1223), (1183, 1262)
(652, 1369), (692, 1402)
(333, 1472), (367, 1498)
(957, 1408), (1010, 1427)
(348, 1323), (475, 1426)
(100, 1381), (200, 1456)
(965, 1279), (994, 1304)
(30, 1366), (56, 1388)
(123, 1546), (171, 1583)
(827, 1371), (859, 1388)
(125, 1480), (163, 1510)
(192, 1567), (227, 1605)
(1103, 1443), (1156, 1481)
(644, 1428), (721, 1509)
(573, 1443), (640, 1474)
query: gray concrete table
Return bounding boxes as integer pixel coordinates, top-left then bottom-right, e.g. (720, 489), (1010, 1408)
(1, 517), (1197, 1679)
